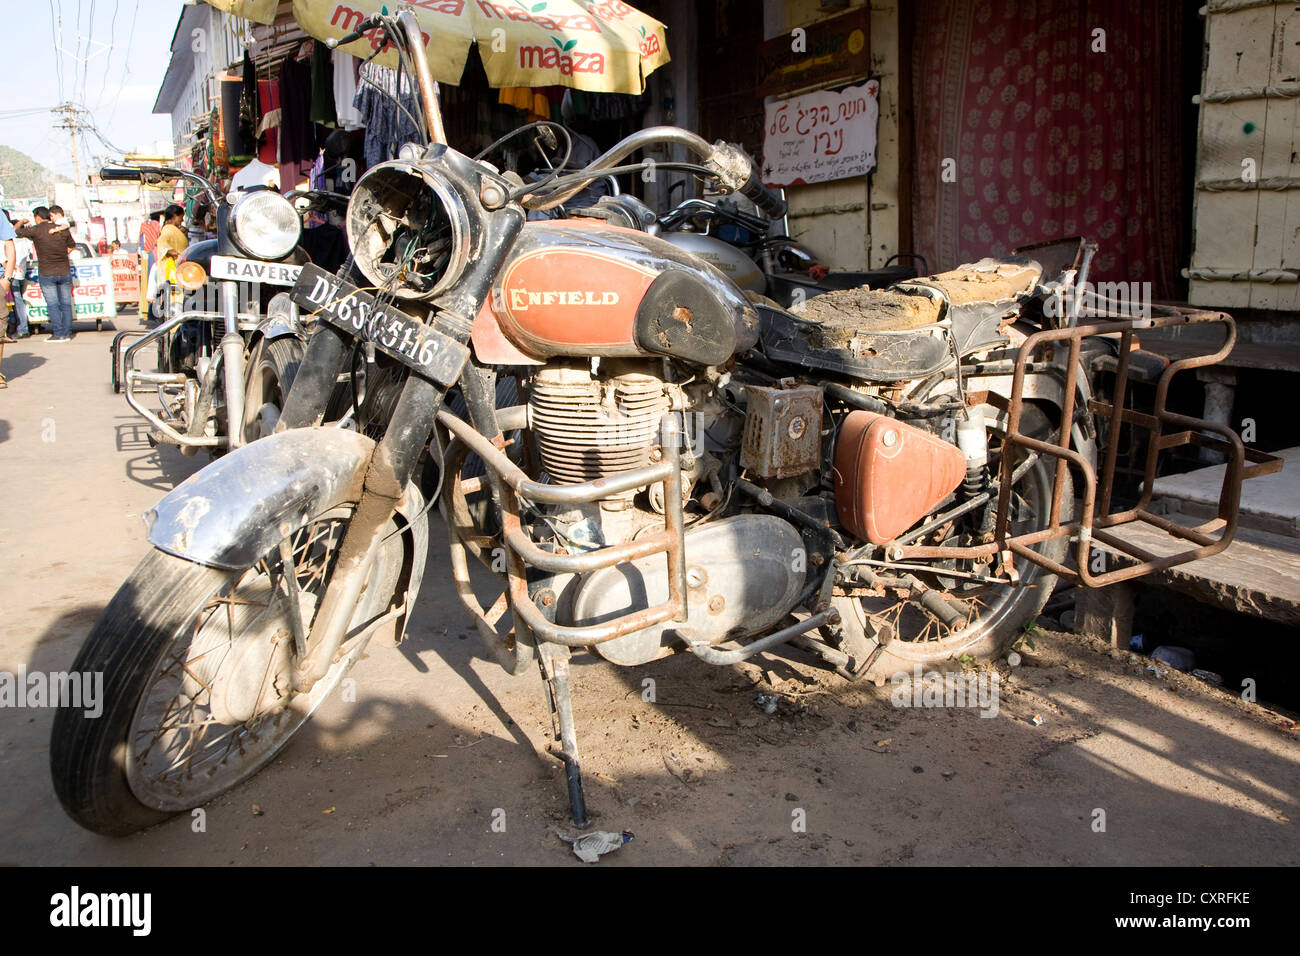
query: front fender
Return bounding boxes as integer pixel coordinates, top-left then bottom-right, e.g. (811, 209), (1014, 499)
(145, 427), (374, 569)
(254, 314), (303, 344)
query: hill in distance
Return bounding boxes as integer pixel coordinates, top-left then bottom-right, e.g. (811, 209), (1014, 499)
(0, 145), (69, 201)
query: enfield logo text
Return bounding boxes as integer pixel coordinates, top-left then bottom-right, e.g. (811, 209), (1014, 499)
(890, 665), (1000, 718)
(50, 886), (151, 936)
(509, 288), (620, 311)
(0, 668), (103, 718)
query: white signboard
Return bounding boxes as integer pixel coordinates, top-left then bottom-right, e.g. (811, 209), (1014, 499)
(761, 80), (879, 187)
(22, 259), (118, 322)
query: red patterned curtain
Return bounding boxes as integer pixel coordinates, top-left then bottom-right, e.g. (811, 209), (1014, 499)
(911, 0), (1186, 298)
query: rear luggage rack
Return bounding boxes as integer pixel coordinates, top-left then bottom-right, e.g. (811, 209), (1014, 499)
(900, 306), (1282, 585)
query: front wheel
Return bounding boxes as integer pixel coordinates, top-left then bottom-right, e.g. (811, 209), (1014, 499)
(241, 337), (303, 443)
(51, 506), (404, 835)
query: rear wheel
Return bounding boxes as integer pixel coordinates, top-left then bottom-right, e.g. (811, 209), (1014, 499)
(50, 506), (403, 835)
(831, 403), (1072, 683)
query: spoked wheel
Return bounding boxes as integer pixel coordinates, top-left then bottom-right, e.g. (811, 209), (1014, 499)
(831, 403), (1072, 683)
(51, 506), (403, 835)
(241, 338), (303, 443)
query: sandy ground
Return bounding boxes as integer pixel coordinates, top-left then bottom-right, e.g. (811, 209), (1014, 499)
(1, 322), (1297, 866)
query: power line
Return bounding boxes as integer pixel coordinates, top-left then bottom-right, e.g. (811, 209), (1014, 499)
(95, 0), (120, 112)
(105, 0), (139, 128)
(84, 0), (97, 105)
(71, 0), (84, 103)
(49, 0), (65, 103)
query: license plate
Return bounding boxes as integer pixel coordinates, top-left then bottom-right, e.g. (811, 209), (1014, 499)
(210, 255), (303, 287)
(289, 263), (469, 387)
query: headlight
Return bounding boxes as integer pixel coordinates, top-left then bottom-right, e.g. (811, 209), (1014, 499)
(229, 190), (301, 260)
(347, 160), (470, 300)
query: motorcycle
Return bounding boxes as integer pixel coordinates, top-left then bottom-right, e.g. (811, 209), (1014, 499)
(52, 12), (1279, 836)
(107, 168), (350, 453)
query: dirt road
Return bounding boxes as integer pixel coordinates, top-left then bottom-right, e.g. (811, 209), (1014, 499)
(1, 325), (1296, 865)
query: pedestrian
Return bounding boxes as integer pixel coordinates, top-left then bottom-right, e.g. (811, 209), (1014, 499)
(110, 239), (121, 255)
(156, 204), (189, 266)
(9, 218), (34, 339)
(0, 208), (17, 344)
(17, 205), (76, 342)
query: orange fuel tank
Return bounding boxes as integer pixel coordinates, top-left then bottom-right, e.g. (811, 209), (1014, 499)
(488, 220), (758, 366)
(833, 411), (967, 545)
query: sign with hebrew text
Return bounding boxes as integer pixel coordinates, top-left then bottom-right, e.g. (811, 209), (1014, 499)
(761, 80), (878, 187)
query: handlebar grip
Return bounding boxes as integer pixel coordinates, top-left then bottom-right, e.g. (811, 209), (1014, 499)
(329, 16), (381, 48)
(738, 167), (787, 219)
(100, 166), (144, 182)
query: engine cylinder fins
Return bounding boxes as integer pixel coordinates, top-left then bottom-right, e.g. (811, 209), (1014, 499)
(528, 363), (669, 488)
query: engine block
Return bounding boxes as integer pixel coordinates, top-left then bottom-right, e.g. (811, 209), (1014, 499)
(528, 361), (669, 488)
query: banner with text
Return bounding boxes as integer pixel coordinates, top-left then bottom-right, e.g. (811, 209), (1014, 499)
(22, 260), (119, 322)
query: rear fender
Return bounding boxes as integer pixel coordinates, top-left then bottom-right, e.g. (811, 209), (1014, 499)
(971, 326), (1099, 469)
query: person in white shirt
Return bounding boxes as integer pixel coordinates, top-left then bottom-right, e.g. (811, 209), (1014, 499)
(10, 232), (34, 338)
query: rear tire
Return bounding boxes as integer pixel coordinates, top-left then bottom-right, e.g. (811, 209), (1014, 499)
(832, 403), (1072, 683)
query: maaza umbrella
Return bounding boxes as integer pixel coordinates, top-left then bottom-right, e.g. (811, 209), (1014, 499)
(204, 0), (669, 94)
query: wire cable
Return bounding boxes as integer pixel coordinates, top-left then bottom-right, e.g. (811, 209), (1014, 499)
(509, 160), (719, 206)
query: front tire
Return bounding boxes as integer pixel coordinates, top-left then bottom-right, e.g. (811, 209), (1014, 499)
(241, 337), (303, 443)
(51, 506), (403, 836)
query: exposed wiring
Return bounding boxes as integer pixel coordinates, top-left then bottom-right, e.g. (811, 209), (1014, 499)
(509, 161), (720, 206)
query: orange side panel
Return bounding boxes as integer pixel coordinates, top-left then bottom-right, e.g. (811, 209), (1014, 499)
(834, 411), (967, 545)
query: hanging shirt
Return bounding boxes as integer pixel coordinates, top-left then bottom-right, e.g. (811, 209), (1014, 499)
(257, 79), (281, 166)
(353, 62), (425, 169)
(139, 219), (162, 254)
(278, 54), (316, 165)
(333, 51), (363, 130)
(309, 41), (336, 127)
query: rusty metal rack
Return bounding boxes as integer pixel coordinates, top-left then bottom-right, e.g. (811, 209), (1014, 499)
(900, 307), (1282, 586)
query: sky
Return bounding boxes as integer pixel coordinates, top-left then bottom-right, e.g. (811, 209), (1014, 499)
(1, 1), (180, 179)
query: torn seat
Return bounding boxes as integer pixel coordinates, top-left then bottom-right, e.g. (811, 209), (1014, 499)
(754, 256), (1044, 382)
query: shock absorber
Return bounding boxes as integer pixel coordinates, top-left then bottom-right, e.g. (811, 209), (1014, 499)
(955, 407), (989, 499)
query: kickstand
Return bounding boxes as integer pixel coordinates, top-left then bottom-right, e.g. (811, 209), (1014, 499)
(538, 642), (590, 829)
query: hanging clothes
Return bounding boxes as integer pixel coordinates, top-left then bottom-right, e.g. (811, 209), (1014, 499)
(333, 50), (363, 130)
(309, 41), (337, 127)
(321, 128), (365, 193)
(497, 86), (550, 122)
(222, 77), (255, 166)
(353, 62), (425, 169)
(278, 52), (316, 165)
(257, 78), (281, 166)
(240, 51), (261, 147)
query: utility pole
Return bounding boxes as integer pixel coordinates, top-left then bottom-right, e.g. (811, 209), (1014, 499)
(52, 103), (87, 220)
